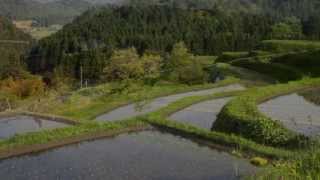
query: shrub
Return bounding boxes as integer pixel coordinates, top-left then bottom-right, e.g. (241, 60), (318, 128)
(166, 42), (208, 84)
(250, 157), (268, 166)
(0, 76), (45, 98)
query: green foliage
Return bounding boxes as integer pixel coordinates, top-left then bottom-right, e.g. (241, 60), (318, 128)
(103, 48), (143, 81)
(166, 42), (207, 84)
(29, 5), (278, 76)
(103, 48), (162, 82)
(213, 78), (320, 147)
(250, 157), (268, 166)
(270, 17), (303, 40)
(260, 40), (320, 52)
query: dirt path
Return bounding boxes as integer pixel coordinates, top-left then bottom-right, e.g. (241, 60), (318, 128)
(96, 84), (245, 122)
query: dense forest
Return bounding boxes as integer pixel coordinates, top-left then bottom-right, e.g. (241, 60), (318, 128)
(27, 2), (320, 81)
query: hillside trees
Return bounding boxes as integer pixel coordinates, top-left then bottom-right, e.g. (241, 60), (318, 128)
(166, 42), (207, 84)
(102, 48), (162, 82)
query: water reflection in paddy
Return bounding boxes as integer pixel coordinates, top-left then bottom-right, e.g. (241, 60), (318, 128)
(170, 97), (233, 129)
(0, 131), (257, 180)
(259, 92), (320, 136)
(96, 84), (245, 122)
(0, 115), (69, 139)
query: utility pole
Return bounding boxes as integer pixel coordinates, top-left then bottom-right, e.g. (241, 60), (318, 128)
(80, 66), (83, 89)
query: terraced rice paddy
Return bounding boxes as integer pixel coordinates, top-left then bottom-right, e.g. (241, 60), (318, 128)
(259, 92), (320, 136)
(0, 131), (256, 180)
(0, 115), (69, 139)
(170, 97), (233, 129)
(96, 84), (245, 122)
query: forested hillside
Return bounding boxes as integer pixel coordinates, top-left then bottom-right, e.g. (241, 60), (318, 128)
(0, 17), (32, 67)
(28, 3), (320, 80)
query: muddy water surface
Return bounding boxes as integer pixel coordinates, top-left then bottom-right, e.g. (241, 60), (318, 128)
(259, 92), (320, 136)
(0, 115), (69, 139)
(170, 97), (233, 129)
(0, 131), (257, 180)
(96, 84), (245, 122)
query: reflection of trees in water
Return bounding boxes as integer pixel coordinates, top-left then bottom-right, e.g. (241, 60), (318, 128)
(299, 89), (320, 106)
(33, 117), (43, 128)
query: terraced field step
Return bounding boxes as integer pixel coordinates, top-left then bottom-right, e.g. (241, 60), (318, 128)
(0, 115), (70, 139)
(259, 91), (320, 136)
(0, 130), (257, 180)
(96, 84), (245, 122)
(170, 97), (234, 129)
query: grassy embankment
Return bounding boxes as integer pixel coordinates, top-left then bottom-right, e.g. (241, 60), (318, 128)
(213, 78), (320, 148)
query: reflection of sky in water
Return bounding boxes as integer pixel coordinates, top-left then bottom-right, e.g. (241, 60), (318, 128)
(259, 93), (320, 136)
(96, 84), (245, 122)
(0, 115), (68, 139)
(0, 131), (257, 180)
(170, 97), (233, 129)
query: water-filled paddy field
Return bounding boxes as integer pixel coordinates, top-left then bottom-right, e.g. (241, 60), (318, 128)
(259, 89), (320, 136)
(0, 131), (257, 180)
(0, 115), (69, 139)
(95, 84), (245, 122)
(170, 97), (233, 129)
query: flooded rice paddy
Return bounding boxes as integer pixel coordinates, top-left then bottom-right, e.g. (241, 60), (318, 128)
(0, 115), (69, 139)
(96, 84), (245, 122)
(0, 131), (257, 180)
(170, 97), (233, 129)
(259, 90), (320, 136)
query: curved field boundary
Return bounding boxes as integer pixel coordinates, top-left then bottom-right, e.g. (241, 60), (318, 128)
(0, 40), (30, 44)
(144, 90), (293, 159)
(0, 111), (80, 125)
(95, 84), (245, 122)
(213, 78), (320, 147)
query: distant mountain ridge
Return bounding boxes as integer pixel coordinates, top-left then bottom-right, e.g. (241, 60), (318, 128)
(0, 0), (91, 24)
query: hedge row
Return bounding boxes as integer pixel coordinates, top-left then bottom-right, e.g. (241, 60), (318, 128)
(212, 78), (320, 148)
(260, 40), (320, 53)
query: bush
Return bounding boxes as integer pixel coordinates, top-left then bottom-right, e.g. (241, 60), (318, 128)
(0, 76), (45, 98)
(166, 42), (208, 84)
(250, 157), (268, 166)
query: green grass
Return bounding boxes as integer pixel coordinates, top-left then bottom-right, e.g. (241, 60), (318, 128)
(0, 118), (147, 151)
(260, 40), (320, 53)
(213, 78), (320, 147)
(217, 51), (250, 62)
